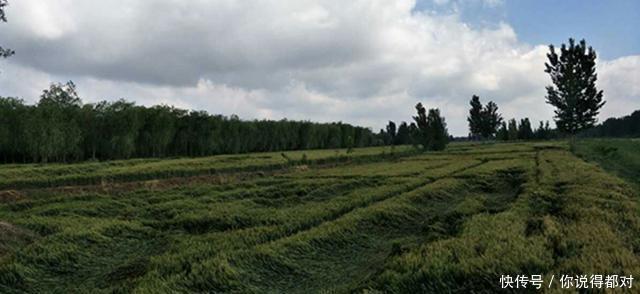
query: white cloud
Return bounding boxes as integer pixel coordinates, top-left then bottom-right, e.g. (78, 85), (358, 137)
(10, 0), (77, 39)
(598, 55), (640, 121)
(0, 0), (638, 135)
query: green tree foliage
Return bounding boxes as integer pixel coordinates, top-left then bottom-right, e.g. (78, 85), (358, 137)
(467, 95), (483, 138)
(385, 121), (396, 145)
(545, 38), (605, 134)
(467, 95), (502, 139)
(413, 103), (429, 148)
(395, 122), (411, 145)
(497, 119), (555, 141)
(507, 119), (519, 141)
(408, 122), (420, 147)
(424, 109), (449, 151)
(25, 82), (83, 162)
(534, 121), (553, 140)
(379, 121), (413, 146)
(517, 118), (534, 140)
(80, 102), (104, 160)
(414, 103), (448, 151)
(139, 105), (177, 157)
(0, 83), (380, 163)
(0, 0), (14, 59)
(579, 110), (640, 138)
(496, 122), (508, 141)
(0, 97), (27, 162)
(480, 101), (502, 138)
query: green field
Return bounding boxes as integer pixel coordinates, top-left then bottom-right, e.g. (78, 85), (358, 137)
(571, 138), (640, 189)
(1, 141), (639, 293)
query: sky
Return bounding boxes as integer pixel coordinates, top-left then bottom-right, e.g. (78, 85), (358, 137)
(0, 0), (638, 136)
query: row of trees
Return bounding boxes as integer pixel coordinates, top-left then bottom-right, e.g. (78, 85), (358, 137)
(467, 95), (556, 141)
(0, 82), (380, 163)
(416, 31), (610, 145)
(579, 110), (640, 138)
(495, 119), (555, 141)
(379, 104), (449, 151)
(380, 121), (418, 146)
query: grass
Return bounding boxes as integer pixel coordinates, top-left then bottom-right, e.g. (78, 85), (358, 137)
(0, 140), (638, 293)
(571, 138), (640, 189)
(0, 145), (416, 190)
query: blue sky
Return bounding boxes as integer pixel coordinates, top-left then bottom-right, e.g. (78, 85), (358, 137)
(416, 0), (640, 60)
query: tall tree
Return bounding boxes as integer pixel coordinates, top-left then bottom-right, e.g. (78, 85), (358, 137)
(80, 102), (106, 160)
(507, 119), (519, 141)
(534, 121), (553, 140)
(496, 121), (508, 141)
(385, 121), (396, 145)
(517, 118), (534, 140)
(413, 103), (429, 148)
(395, 122), (410, 145)
(414, 103), (448, 151)
(408, 122), (420, 147)
(424, 108), (449, 151)
(0, 0), (14, 59)
(105, 100), (141, 158)
(468, 95), (502, 139)
(27, 82), (83, 162)
(467, 95), (483, 138)
(545, 38), (605, 134)
(480, 101), (502, 139)
(0, 97), (27, 162)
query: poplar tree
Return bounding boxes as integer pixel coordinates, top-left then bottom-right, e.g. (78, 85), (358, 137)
(385, 121), (396, 145)
(395, 122), (410, 145)
(496, 122), (508, 141)
(467, 95), (483, 138)
(507, 119), (518, 141)
(545, 38), (605, 134)
(413, 103), (429, 148)
(517, 118), (534, 140)
(480, 101), (502, 138)
(414, 103), (448, 151)
(468, 95), (502, 139)
(424, 108), (449, 151)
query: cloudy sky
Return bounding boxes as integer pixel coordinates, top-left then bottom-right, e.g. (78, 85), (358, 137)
(1, 0), (638, 136)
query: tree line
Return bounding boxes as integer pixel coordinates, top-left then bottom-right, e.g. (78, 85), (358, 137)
(579, 110), (640, 138)
(388, 38), (607, 146)
(466, 95), (557, 141)
(0, 82), (380, 163)
(379, 103), (450, 151)
(379, 121), (419, 146)
(364, 39), (607, 151)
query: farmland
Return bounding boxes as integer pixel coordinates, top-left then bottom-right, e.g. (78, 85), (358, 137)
(571, 138), (640, 189)
(0, 141), (639, 293)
